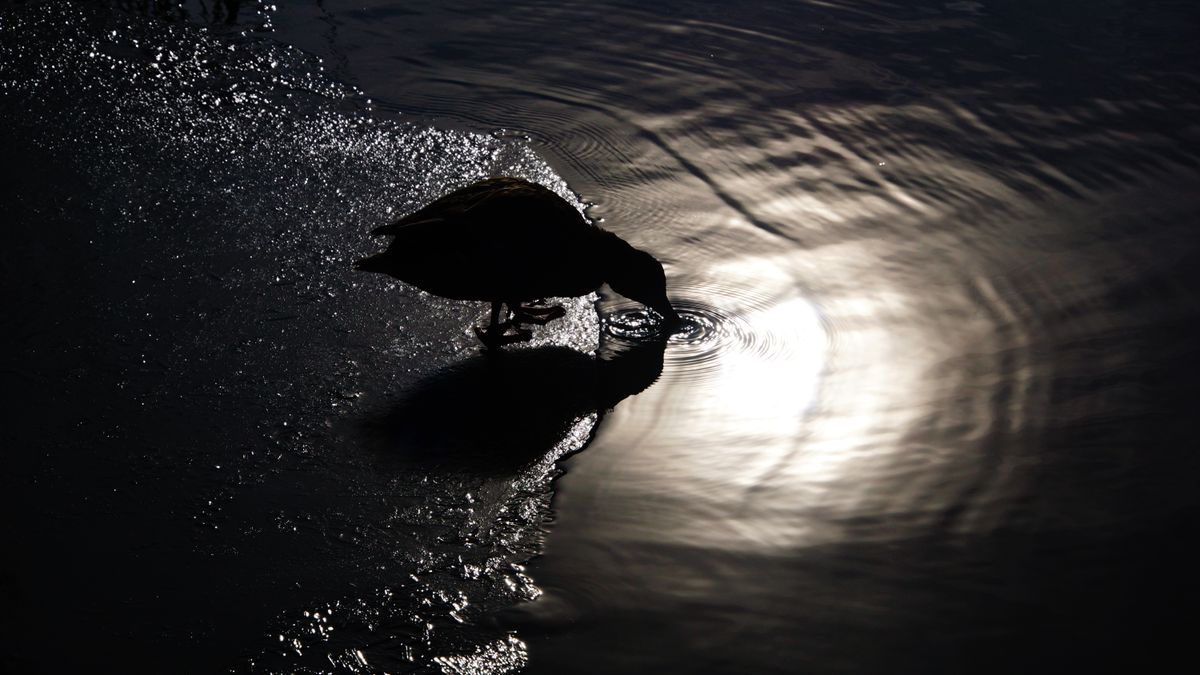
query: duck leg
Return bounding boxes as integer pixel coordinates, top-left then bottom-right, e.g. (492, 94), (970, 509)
(473, 300), (532, 347)
(473, 301), (506, 345)
(501, 300), (534, 341)
(489, 300), (504, 332)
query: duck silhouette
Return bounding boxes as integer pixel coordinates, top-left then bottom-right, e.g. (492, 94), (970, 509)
(355, 177), (680, 345)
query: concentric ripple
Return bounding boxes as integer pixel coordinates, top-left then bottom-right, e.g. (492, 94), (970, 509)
(602, 305), (718, 344)
(602, 263), (827, 406)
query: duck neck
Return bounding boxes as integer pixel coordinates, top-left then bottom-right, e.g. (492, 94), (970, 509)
(597, 228), (637, 270)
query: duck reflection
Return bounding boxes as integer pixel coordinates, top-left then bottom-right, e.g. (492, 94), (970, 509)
(364, 334), (668, 472)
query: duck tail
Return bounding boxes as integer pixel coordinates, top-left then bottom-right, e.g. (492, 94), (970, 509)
(371, 216), (443, 237)
(370, 222), (402, 236)
(354, 253), (388, 273)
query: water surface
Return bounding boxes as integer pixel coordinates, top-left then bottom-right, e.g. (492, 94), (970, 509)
(3, 1), (1199, 673)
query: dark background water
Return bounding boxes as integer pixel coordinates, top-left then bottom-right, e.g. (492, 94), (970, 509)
(3, 1), (1199, 673)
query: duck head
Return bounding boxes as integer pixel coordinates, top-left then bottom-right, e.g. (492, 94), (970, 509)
(604, 234), (681, 328)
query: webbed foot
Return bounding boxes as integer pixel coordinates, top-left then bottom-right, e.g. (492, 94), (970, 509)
(511, 303), (566, 325)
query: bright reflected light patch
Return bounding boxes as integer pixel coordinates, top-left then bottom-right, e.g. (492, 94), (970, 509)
(714, 295), (825, 432)
(434, 636), (529, 675)
(656, 253), (828, 446)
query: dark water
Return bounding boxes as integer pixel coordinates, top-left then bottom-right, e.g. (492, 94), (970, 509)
(3, 1), (1199, 673)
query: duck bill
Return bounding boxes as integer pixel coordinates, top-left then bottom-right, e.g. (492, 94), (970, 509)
(650, 299), (681, 329)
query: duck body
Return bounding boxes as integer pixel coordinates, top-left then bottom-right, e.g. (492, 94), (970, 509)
(356, 176), (678, 344)
(362, 178), (606, 302)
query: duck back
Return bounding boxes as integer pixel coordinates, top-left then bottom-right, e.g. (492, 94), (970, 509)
(370, 178), (609, 302)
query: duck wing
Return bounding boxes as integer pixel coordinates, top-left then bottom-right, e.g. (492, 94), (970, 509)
(371, 177), (566, 237)
(370, 178), (603, 301)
